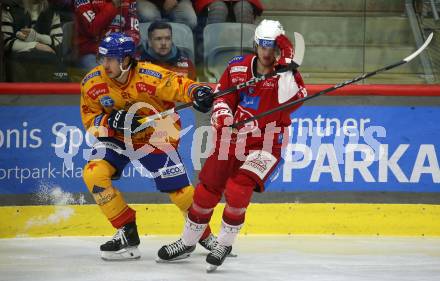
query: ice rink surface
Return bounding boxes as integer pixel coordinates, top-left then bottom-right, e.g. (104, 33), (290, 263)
(1, 235), (440, 281)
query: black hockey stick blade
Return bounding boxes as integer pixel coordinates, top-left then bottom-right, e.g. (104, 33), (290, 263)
(232, 32), (433, 129)
(134, 33), (306, 133)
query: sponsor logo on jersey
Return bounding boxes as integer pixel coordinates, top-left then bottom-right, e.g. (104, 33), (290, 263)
(239, 92), (260, 111)
(177, 61), (189, 68)
(81, 70), (101, 85)
(261, 79), (276, 89)
(231, 76), (246, 84)
(100, 96), (114, 108)
(159, 164), (186, 179)
(136, 82), (156, 95)
(228, 55), (244, 65)
(230, 66), (248, 73)
(139, 68), (162, 79)
(241, 151), (278, 180)
(74, 0), (89, 7)
(248, 86), (255, 94)
(87, 83), (109, 100)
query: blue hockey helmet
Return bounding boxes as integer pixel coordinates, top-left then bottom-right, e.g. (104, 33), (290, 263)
(98, 32), (135, 62)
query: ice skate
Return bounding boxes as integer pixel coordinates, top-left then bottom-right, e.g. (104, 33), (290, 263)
(100, 222), (141, 261)
(199, 233), (217, 251)
(206, 244), (232, 273)
(199, 234), (237, 257)
(156, 238), (196, 262)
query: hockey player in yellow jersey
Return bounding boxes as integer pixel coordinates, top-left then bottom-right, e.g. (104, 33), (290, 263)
(80, 33), (216, 260)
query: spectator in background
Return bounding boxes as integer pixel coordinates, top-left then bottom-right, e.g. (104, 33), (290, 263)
(139, 21), (196, 80)
(48, 0), (74, 23)
(194, 0), (263, 24)
(74, 0), (140, 70)
(137, 0), (197, 30)
(1, 0), (67, 82)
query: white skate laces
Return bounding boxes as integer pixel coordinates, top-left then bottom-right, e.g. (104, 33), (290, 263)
(165, 239), (188, 256)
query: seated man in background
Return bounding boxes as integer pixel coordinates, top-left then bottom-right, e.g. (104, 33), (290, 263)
(1, 0), (67, 82)
(139, 21), (196, 80)
(137, 0), (197, 30)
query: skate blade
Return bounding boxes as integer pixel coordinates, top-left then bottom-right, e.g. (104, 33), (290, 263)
(228, 252), (238, 258)
(101, 247), (141, 261)
(206, 264), (218, 273)
(155, 253), (191, 263)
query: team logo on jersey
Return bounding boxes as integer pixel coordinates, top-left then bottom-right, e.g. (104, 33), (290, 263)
(136, 82), (156, 95)
(230, 66), (248, 73)
(228, 56), (244, 65)
(248, 86), (255, 94)
(240, 151), (277, 180)
(235, 105), (258, 135)
(159, 164), (186, 179)
(100, 96), (114, 108)
(239, 92), (260, 111)
(87, 83), (109, 100)
(82, 70), (101, 85)
(139, 68), (162, 79)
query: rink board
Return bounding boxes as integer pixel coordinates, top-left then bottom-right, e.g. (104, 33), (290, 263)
(1, 203), (440, 238)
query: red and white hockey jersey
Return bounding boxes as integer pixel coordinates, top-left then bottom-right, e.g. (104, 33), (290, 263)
(74, 0), (140, 56)
(214, 54), (307, 153)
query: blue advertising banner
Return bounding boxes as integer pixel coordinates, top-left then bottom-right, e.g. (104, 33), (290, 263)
(0, 105), (439, 194)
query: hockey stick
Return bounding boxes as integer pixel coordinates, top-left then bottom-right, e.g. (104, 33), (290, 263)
(133, 32), (305, 133)
(231, 32), (434, 129)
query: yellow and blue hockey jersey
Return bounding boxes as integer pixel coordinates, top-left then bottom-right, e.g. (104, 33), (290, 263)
(80, 61), (200, 148)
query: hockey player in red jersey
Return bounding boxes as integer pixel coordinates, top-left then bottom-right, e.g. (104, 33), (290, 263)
(157, 19), (307, 271)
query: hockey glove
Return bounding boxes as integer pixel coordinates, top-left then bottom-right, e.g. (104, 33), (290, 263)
(192, 86), (214, 113)
(107, 109), (143, 134)
(276, 34), (294, 66)
(210, 101), (233, 130)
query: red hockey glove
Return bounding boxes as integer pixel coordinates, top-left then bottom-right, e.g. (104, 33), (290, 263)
(210, 100), (233, 130)
(276, 34), (294, 66)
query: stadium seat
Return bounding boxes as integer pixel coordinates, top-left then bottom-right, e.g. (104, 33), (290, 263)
(203, 23), (256, 82)
(139, 22), (195, 63)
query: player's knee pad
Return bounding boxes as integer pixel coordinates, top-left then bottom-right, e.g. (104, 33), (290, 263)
(224, 173), (255, 209)
(83, 160), (116, 192)
(193, 182), (222, 209)
(168, 185), (195, 215)
(83, 160), (132, 227)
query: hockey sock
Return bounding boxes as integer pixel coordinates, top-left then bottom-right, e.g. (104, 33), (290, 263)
(181, 216), (208, 246)
(83, 160), (135, 228)
(169, 185), (213, 240)
(217, 220), (243, 247)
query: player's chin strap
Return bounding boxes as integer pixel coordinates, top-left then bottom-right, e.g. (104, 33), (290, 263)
(115, 62), (131, 80)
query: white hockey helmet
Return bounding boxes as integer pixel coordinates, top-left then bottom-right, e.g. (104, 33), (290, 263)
(254, 19), (285, 48)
